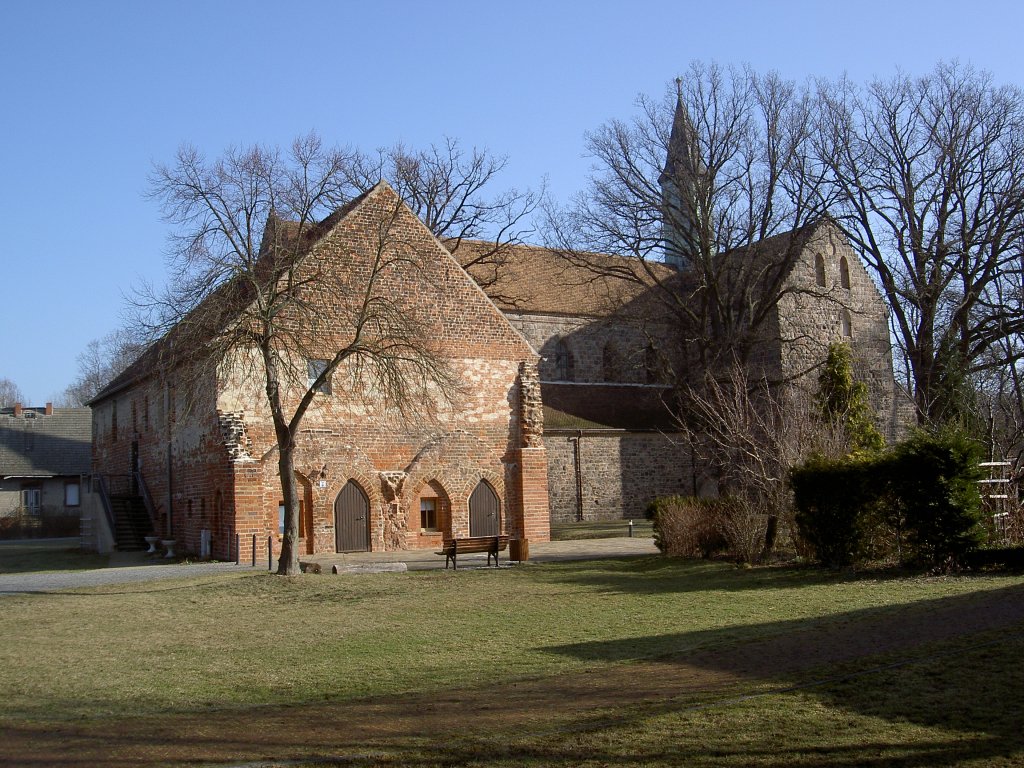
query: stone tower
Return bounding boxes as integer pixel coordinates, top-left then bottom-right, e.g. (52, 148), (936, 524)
(659, 83), (710, 271)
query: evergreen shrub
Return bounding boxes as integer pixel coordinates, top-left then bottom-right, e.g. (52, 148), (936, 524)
(791, 455), (875, 567)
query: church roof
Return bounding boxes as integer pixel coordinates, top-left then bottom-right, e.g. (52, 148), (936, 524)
(660, 92), (707, 185)
(91, 186), (395, 405)
(92, 182), (537, 405)
(454, 239), (675, 317)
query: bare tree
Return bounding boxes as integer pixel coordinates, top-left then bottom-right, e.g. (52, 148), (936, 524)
(813, 62), (1024, 425)
(144, 133), (458, 575)
(0, 378), (26, 408)
(61, 329), (148, 407)
(342, 138), (541, 301)
(679, 363), (852, 557)
(546, 62), (832, 379)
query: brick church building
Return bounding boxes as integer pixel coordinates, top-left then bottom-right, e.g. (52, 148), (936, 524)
(89, 99), (897, 560)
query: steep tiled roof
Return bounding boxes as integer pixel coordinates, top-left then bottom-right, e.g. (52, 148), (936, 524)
(91, 188), (382, 406)
(540, 383), (677, 431)
(454, 240), (675, 317)
(0, 407), (92, 477)
(454, 221), (821, 319)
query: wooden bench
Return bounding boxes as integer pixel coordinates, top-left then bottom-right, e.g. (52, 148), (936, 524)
(436, 535), (509, 569)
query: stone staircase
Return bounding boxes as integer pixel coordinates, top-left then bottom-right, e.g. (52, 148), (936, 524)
(109, 494), (151, 551)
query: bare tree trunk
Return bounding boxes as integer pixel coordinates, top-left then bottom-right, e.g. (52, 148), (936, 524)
(276, 442), (300, 575)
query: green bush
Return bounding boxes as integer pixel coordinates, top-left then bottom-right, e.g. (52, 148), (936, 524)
(791, 426), (986, 570)
(887, 427), (985, 569)
(791, 455), (875, 567)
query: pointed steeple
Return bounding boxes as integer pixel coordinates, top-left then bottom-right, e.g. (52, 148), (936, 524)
(660, 82), (705, 186)
(660, 79), (709, 271)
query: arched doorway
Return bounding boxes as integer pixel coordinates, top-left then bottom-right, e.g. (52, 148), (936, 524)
(469, 480), (500, 537)
(335, 480), (370, 552)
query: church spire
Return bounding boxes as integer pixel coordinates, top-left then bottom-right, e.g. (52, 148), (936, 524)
(660, 79), (708, 271)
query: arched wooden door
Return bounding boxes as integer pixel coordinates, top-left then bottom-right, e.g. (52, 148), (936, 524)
(469, 480), (500, 537)
(335, 480), (370, 552)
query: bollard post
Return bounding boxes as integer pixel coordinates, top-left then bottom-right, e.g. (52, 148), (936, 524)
(628, 519), (634, 538)
(251, 534), (257, 567)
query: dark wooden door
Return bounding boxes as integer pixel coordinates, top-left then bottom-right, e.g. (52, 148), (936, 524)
(130, 441), (140, 494)
(469, 480), (500, 537)
(335, 480), (369, 552)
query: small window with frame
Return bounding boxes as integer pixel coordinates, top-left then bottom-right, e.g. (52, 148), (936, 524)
(420, 497), (439, 532)
(307, 359), (332, 395)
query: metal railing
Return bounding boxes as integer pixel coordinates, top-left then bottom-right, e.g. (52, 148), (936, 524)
(134, 470), (158, 533)
(94, 474), (117, 539)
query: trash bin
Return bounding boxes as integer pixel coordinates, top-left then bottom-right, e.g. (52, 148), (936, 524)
(510, 538), (529, 561)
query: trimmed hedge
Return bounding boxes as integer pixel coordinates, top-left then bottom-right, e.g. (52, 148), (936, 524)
(791, 427), (985, 570)
(791, 455), (875, 568)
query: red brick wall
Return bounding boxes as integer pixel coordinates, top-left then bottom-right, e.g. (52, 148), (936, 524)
(95, 182), (551, 562)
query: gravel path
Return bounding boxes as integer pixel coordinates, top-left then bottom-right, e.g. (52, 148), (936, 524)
(0, 561), (249, 594)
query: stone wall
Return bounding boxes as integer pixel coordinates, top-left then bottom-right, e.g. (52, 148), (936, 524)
(506, 312), (663, 384)
(776, 223), (901, 440)
(544, 430), (692, 522)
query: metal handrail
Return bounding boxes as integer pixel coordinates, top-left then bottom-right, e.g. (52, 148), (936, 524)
(95, 474), (117, 538)
(134, 470), (158, 533)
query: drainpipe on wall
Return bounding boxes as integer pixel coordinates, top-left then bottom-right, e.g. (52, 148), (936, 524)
(568, 430), (584, 522)
(165, 382), (173, 538)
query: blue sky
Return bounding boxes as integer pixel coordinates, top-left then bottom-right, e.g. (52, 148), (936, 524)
(4, 0), (1024, 404)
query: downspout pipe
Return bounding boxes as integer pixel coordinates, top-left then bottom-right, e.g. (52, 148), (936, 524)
(165, 382), (173, 538)
(568, 430), (584, 522)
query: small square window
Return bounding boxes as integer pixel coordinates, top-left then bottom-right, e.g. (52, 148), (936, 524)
(420, 497), (439, 532)
(307, 359), (332, 395)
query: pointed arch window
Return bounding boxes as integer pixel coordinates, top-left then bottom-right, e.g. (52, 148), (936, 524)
(555, 339), (574, 382)
(814, 254), (826, 287)
(645, 344), (665, 384)
(602, 341), (623, 383)
(840, 256), (851, 290)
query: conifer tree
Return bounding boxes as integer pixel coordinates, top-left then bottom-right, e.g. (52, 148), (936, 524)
(816, 342), (884, 453)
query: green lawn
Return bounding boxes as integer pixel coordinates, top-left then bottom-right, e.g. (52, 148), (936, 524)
(0, 538), (109, 573)
(1, 555), (1022, 766)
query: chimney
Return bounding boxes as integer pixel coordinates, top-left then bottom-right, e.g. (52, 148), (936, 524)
(13, 402), (22, 417)
(45, 402), (53, 416)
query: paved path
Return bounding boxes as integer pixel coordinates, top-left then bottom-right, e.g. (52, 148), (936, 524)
(0, 536), (658, 593)
(301, 535), (658, 571)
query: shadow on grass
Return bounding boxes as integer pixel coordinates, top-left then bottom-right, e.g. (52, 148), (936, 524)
(544, 579), (1024, 667)
(533, 581), (1024, 766)
(537, 554), (889, 595)
(3, 571), (1023, 767)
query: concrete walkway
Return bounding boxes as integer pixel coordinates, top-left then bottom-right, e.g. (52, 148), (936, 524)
(301, 535), (659, 571)
(0, 536), (658, 594)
